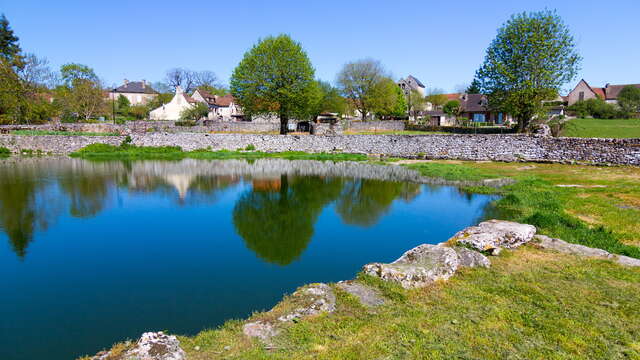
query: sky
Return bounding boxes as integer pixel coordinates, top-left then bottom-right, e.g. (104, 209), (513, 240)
(2, 0), (639, 94)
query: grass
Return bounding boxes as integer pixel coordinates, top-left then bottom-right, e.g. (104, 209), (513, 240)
(560, 118), (640, 138)
(0, 147), (10, 156)
(10, 130), (121, 136)
(89, 160), (640, 359)
(70, 143), (368, 162)
(175, 247), (640, 360)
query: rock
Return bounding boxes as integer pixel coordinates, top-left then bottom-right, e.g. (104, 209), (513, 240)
(93, 332), (186, 360)
(533, 123), (551, 137)
(453, 246), (491, 268)
(277, 283), (336, 322)
(337, 280), (386, 307)
(535, 235), (640, 267)
(243, 321), (280, 342)
(362, 244), (459, 289)
(450, 220), (536, 254)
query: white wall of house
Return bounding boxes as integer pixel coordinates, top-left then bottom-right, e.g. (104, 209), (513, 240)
(149, 87), (193, 120)
(108, 92), (156, 105)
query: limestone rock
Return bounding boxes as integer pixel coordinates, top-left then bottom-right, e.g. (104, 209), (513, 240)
(242, 321), (279, 342)
(453, 246), (491, 268)
(93, 332), (185, 360)
(362, 244), (459, 289)
(535, 235), (640, 267)
(277, 283), (336, 322)
(337, 280), (386, 307)
(450, 220), (536, 254)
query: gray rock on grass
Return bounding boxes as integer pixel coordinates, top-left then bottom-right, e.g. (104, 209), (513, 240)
(453, 246), (491, 268)
(534, 235), (640, 267)
(450, 220), (537, 254)
(93, 331), (185, 360)
(337, 280), (386, 307)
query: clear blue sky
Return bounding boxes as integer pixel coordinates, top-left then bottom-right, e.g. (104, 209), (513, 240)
(3, 0), (639, 93)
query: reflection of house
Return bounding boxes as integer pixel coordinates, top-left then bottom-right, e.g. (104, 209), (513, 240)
(252, 178), (282, 192)
(164, 174), (196, 200)
(149, 87), (198, 120)
(191, 89), (244, 121)
(398, 75), (426, 96)
(108, 79), (158, 105)
(425, 93), (512, 126)
(567, 79), (640, 105)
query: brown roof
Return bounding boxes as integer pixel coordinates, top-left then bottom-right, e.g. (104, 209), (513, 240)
(444, 93), (461, 101)
(194, 88), (234, 107)
(183, 94), (198, 104)
(591, 87), (606, 99)
(605, 84), (640, 100)
(460, 94), (488, 112)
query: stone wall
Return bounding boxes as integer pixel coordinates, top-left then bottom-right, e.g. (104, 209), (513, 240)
(0, 133), (638, 165)
(345, 120), (405, 132)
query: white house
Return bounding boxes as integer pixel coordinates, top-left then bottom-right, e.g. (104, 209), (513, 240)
(149, 87), (198, 120)
(108, 79), (158, 105)
(191, 89), (243, 121)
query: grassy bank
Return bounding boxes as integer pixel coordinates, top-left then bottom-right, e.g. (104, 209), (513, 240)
(10, 130), (121, 136)
(560, 118), (640, 138)
(70, 143), (369, 161)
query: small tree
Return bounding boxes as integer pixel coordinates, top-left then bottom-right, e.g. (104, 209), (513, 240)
(54, 63), (106, 121)
(129, 105), (148, 120)
(443, 100), (462, 119)
(407, 89), (426, 120)
(426, 89), (448, 110)
(116, 95), (130, 116)
(370, 78), (403, 118)
(230, 35), (316, 134)
(617, 86), (640, 118)
(310, 80), (347, 119)
(476, 10), (581, 132)
(337, 58), (387, 121)
(180, 102), (209, 121)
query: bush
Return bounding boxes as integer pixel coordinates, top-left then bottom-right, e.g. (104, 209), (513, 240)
(567, 98), (621, 119)
(175, 120), (196, 127)
(0, 147), (11, 155)
(245, 144), (256, 151)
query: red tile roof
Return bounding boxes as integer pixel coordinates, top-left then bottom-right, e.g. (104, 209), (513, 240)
(591, 87), (606, 99)
(444, 93), (461, 101)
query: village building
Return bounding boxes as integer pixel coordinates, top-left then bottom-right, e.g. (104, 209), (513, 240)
(567, 79), (640, 105)
(149, 87), (198, 120)
(108, 79), (158, 105)
(398, 75), (426, 96)
(191, 89), (244, 121)
(425, 93), (513, 126)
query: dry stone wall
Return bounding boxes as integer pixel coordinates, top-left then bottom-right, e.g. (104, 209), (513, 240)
(0, 133), (638, 165)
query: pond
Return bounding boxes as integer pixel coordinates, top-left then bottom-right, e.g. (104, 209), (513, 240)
(0, 158), (496, 360)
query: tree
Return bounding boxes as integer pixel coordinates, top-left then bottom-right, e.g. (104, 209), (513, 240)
(308, 80), (347, 119)
(164, 68), (221, 93)
(466, 78), (481, 93)
(116, 95), (130, 116)
(370, 77), (403, 117)
(60, 63), (99, 86)
(128, 105), (148, 120)
(426, 88), (448, 110)
(476, 10), (581, 132)
(15, 53), (53, 88)
(443, 100), (462, 117)
(337, 59), (387, 120)
(617, 85), (640, 117)
(407, 89), (426, 120)
(230, 35), (316, 134)
(0, 14), (21, 64)
(180, 102), (209, 121)
(54, 64), (106, 121)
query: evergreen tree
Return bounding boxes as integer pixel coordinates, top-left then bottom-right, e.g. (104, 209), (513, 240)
(466, 78), (481, 94)
(0, 14), (21, 63)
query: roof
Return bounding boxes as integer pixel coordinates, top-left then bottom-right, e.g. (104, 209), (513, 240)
(407, 75), (425, 88)
(591, 87), (606, 99)
(444, 93), (461, 101)
(460, 94), (488, 112)
(194, 88), (235, 107)
(183, 94), (198, 104)
(113, 81), (158, 94)
(605, 84), (640, 100)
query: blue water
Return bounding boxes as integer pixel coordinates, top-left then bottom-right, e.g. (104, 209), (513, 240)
(0, 158), (495, 360)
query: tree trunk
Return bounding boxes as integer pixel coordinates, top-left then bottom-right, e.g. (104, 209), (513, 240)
(279, 113), (288, 135)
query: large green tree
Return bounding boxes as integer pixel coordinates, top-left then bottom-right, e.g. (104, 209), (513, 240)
(370, 77), (406, 117)
(54, 63), (106, 121)
(337, 59), (387, 120)
(476, 10), (581, 132)
(230, 35), (316, 134)
(310, 80), (347, 118)
(0, 14), (21, 64)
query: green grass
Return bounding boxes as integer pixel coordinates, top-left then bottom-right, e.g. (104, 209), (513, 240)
(560, 118), (640, 138)
(10, 130), (120, 136)
(70, 143), (368, 161)
(174, 247), (640, 360)
(404, 162), (499, 181)
(0, 147), (10, 156)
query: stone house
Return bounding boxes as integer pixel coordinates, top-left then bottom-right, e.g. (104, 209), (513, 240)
(425, 93), (512, 126)
(398, 75), (426, 97)
(108, 79), (158, 105)
(567, 79), (640, 105)
(149, 87), (198, 120)
(191, 89), (244, 121)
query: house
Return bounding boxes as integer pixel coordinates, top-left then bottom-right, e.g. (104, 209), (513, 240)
(108, 79), (158, 105)
(425, 93), (512, 126)
(398, 75), (426, 96)
(149, 86), (198, 120)
(191, 89), (243, 121)
(567, 79), (640, 105)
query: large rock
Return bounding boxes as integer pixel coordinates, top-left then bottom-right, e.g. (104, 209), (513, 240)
(453, 247), (491, 268)
(450, 220), (536, 254)
(242, 321), (279, 342)
(337, 280), (386, 307)
(362, 244), (459, 289)
(535, 235), (640, 267)
(93, 332), (185, 360)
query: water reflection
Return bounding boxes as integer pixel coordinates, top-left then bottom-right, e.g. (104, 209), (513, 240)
(0, 158), (492, 261)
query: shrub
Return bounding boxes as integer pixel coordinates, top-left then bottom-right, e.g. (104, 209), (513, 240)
(175, 120), (196, 127)
(0, 147), (10, 155)
(567, 98), (619, 119)
(245, 144), (256, 151)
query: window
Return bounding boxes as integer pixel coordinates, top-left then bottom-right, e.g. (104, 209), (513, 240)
(579, 91), (584, 101)
(473, 113), (485, 122)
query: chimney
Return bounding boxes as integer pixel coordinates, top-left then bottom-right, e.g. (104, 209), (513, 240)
(142, 80), (146, 88)
(605, 83), (610, 88)
(123, 79), (129, 87)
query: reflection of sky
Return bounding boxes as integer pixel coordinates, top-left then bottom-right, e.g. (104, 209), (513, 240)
(0, 161), (496, 360)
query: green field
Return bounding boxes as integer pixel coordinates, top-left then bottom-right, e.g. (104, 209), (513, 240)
(561, 118), (640, 138)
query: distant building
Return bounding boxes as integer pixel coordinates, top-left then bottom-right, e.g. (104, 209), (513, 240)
(191, 89), (243, 121)
(108, 79), (158, 105)
(567, 79), (640, 105)
(398, 75), (426, 96)
(149, 87), (198, 120)
(425, 93), (512, 126)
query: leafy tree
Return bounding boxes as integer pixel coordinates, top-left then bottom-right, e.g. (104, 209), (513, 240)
(230, 35), (316, 134)
(617, 85), (640, 117)
(337, 58), (388, 120)
(199, 84), (230, 96)
(54, 64), (106, 121)
(0, 58), (56, 124)
(0, 14), (21, 64)
(370, 78), (404, 117)
(443, 100), (462, 117)
(180, 102), (209, 120)
(60, 63), (99, 86)
(310, 80), (347, 118)
(146, 92), (174, 112)
(476, 10), (581, 132)
(426, 89), (448, 110)
(568, 98), (619, 119)
(116, 95), (130, 116)
(466, 78), (482, 93)
(407, 89), (426, 120)
(129, 105), (148, 120)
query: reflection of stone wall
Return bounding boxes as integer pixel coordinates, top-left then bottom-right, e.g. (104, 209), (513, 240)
(1, 133), (639, 165)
